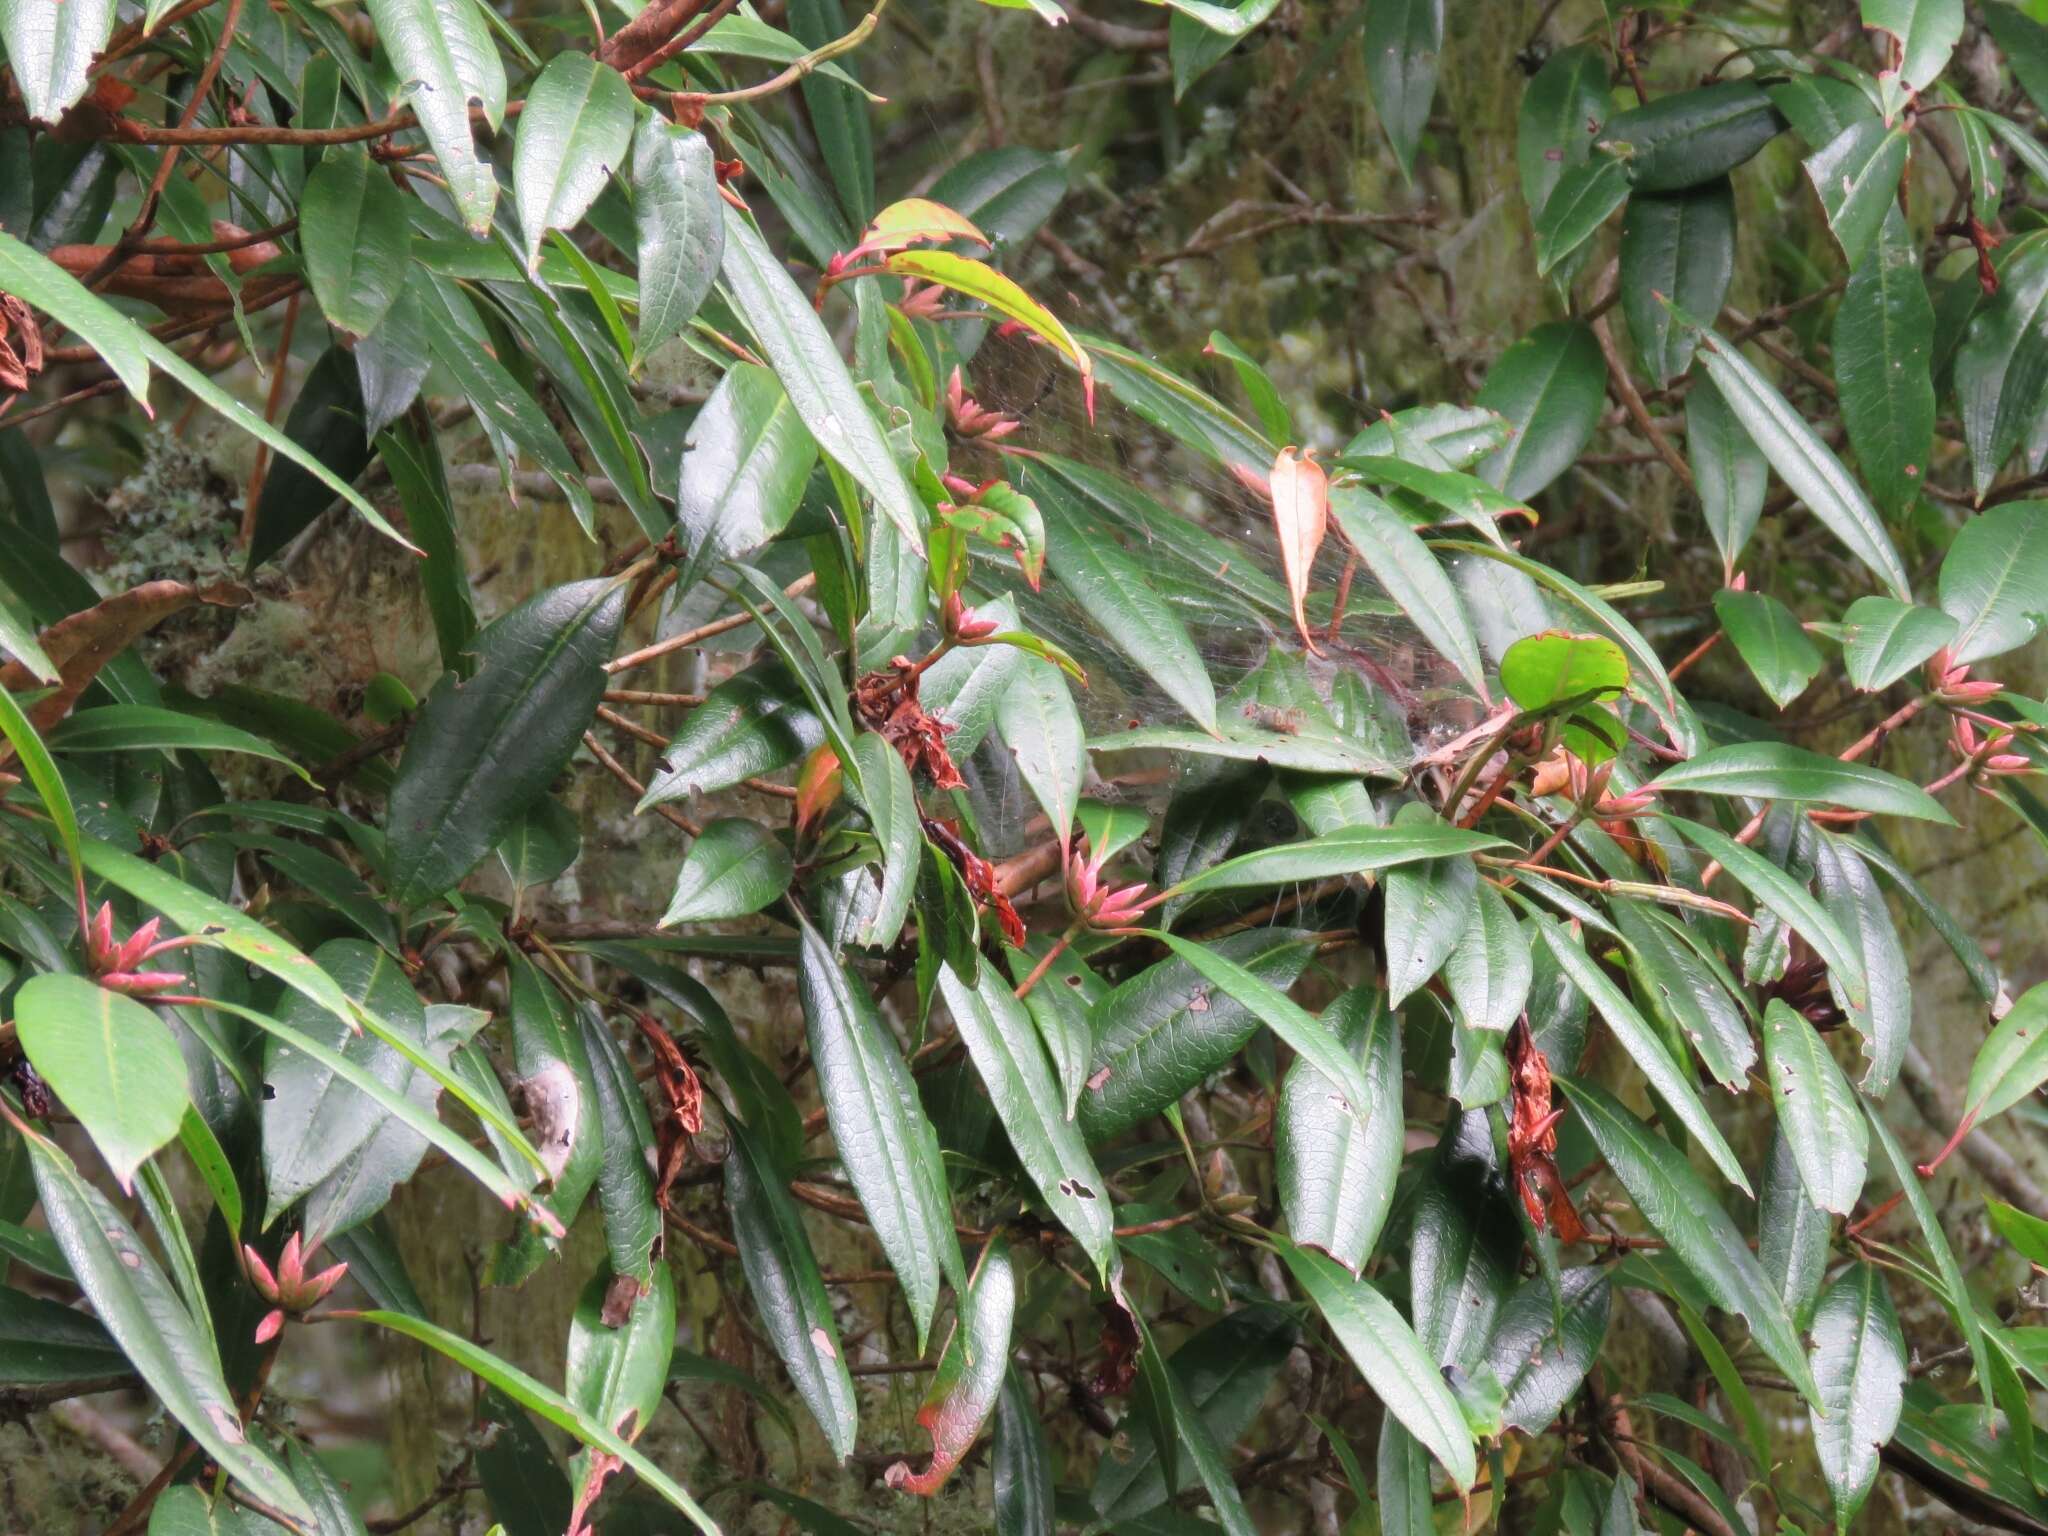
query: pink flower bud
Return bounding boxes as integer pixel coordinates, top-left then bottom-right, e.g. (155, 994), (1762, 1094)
(254, 1309), (285, 1345)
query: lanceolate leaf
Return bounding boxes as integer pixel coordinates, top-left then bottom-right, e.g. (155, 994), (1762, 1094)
(1486, 1268), (1612, 1434)
(1476, 322), (1608, 500)
(721, 206), (925, 552)
(15, 974), (189, 1192)
(1364, 0), (1443, 180)
(1168, 822), (1505, 896)
(386, 578), (627, 907)
(1861, 0), (1963, 92)
(632, 119), (724, 366)
(1687, 373), (1768, 578)
(1712, 588), (1822, 710)
(1808, 1261), (1907, 1533)
(1937, 499), (2048, 665)
(1517, 43), (1610, 216)
(1813, 834), (1911, 1095)
(29, 1131), (312, 1521)
(1834, 207), (1934, 516)
(1381, 807), (1477, 1005)
(364, 0), (504, 233)
(886, 1237), (1016, 1496)
(938, 964), (1116, 1276)
(1761, 999), (1868, 1215)
(1651, 742), (1953, 824)
(1962, 979), (2048, 1126)
(514, 53), (634, 270)
(799, 917), (964, 1344)
(1760, 1124), (1832, 1329)
(567, 1261), (675, 1496)
(1278, 1237), (1477, 1489)
(1558, 1077), (1818, 1403)
(1326, 485), (1488, 697)
(659, 818), (793, 927)
(1276, 987), (1403, 1271)
(1619, 180), (1735, 385)
(1445, 879), (1534, 1034)
(0, 0), (116, 123)
(301, 148), (411, 338)
(995, 659), (1085, 847)
(883, 250), (1094, 409)
(639, 660), (824, 809)
(1804, 120), (1910, 270)
(1952, 233), (2048, 501)
(1689, 319), (1912, 599)
(674, 363), (818, 578)
(1599, 81), (1786, 192)
(1533, 157), (1627, 279)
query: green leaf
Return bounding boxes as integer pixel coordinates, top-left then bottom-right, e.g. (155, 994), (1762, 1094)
(261, 939), (427, 1219)
(1089, 719), (1402, 776)
(1861, 0), (1962, 91)
(1958, 227), (2048, 496)
(1487, 1267), (1611, 1433)
(1759, 1123), (1831, 1329)
(490, 950), (601, 1280)
(675, 362), (818, 579)
(800, 917), (964, 1344)
(497, 795), (582, 891)
(301, 148), (411, 338)
(1278, 1236), (1477, 1489)
(1612, 900), (1753, 1089)
(1938, 499), (2048, 665)
(1689, 319), (1913, 599)
(375, 412), (478, 673)
(1963, 979), (2048, 1125)
(364, 0), (503, 232)
(1619, 180), (1735, 385)
(659, 818), (793, 927)
(567, 1260), (675, 1494)
(1344, 403), (1510, 471)
(1987, 2), (2048, 116)
(1382, 806), (1477, 1005)
(1534, 158), (1629, 279)
(1444, 880), (1533, 1034)
(245, 345), (380, 570)
(721, 206), (924, 552)
(1276, 986), (1403, 1271)
(1686, 373), (1768, 579)
(15, 974), (189, 1193)
(363, 1309), (717, 1532)
(1804, 120), (1910, 270)
(994, 659), (1084, 848)
(1475, 322), (1608, 501)
(28, 1131), (312, 1520)
(1835, 207), (1934, 516)
(841, 735), (912, 948)
(1840, 595), (1955, 692)
(386, 577), (625, 907)
(1532, 918), (1750, 1194)
(884, 250), (1092, 401)
(631, 120), (724, 367)
(1039, 486), (1216, 732)
(1808, 1261), (1906, 1532)
(938, 963), (1117, 1276)
(0, 1282), (126, 1385)
(787, 0), (874, 223)
(1711, 589), (1822, 709)
(1410, 1115), (1520, 1372)
(1500, 629), (1628, 711)
(994, 1366), (1055, 1536)
(47, 704), (313, 779)
(1813, 834), (1911, 1095)
(1167, 823), (1504, 897)
(0, 231), (151, 407)
(514, 53), (633, 270)
(1760, 998), (1867, 1215)
(1204, 331), (1291, 443)
(1078, 928), (1313, 1141)
(1557, 1077), (1818, 1402)
(885, 1236), (1016, 1496)
(1326, 485), (1488, 697)
(1651, 742), (1952, 823)
(581, 1008), (660, 1283)
(639, 660), (823, 809)
(1517, 43), (1610, 217)
(0, 0), (116, 123)
(1365, 0), (1444, 180)
(0, 678), (78, 884)
(1599, 81), (1786, 193)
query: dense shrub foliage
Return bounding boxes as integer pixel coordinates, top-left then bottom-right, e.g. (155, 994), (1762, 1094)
(5, 1), (2048, 1532)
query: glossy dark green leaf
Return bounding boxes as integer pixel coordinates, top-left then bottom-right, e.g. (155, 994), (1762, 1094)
(800, 916), (963, 1343)
(1276, 986), (1402, 1270)
(675, 362), (817, 581)
(632, 119), (723, 366)
(261, 939), (425, 1220)
(1093, 1306), (1294, 1526)
(1951, 232), (2048, 501)
(1558, 1077), (1817, 1402)
(1690, 320), (1912, 599)
(1534, 157), (1629, 278)
(995, 658), (1085, 847)
(581, 1008), (660, 1283)
(1476, 322), (1607, 500)
(1809, 1261), (1906, 1532)
(1534, 918), (1750, 1193)
(567, 1260), (675, 1497)
(47, 704), (311, 778)
(640, 660), (824, 809)
(1804, 119), (1909, 270)
(246, 346), (377, 570)
(786, 0), (873, 225)
(1487, 1267), (1611, 1433)
(385, 577), (626, 907)
(1517, 43), (1610, 217)
(994, 1366), (1054, 1536)
(513, 52), (633, 269)
(1686, 373), (1767, 579)
(1326, 485), (1487, 696)
(301, 148), (410, 338)
(1758, 1122), (1830, 1329)
(1167, 822), (1504, 897)
(0, 1281), (126, 1384)
(375, 409), (478, 674)
(29, 1130), (311, 1520)
(15, 973), (190, 1191)
(929, 146), (1067, 252)
(1279, 1236), (1477, 1489)
(1760, 998), (1867, 1215)
(1619, 180), (1734, 384)
(1382, 808), (1477, 1005)
(1835, 207), (1934, 516)
(362, 0), (502, 231)
(1599, 81), (1785, 192)
(885, 1236), (1015, 1496)
(1839, 595), (1955, 692)
(939, 963), (1116, 1276)
(497, 794), (581, 891)
(1712, 588), (1822, 709)
(1444, 880), (1533, 1034)
(1079, 928), (1310, 1140)
(1938, 498), (2048, 665)
(1652, 742), (1951, 823)
(1366, 0), (1443, 180)
(1812, 834), (1910, 1095)
(1987, 1), (2048, 117)
(1409, 1113), (1520, 1373)
(1862, 0), (1962, 91)
(654, 817), (790, 928)
(1611, 900), (1753, 1089)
